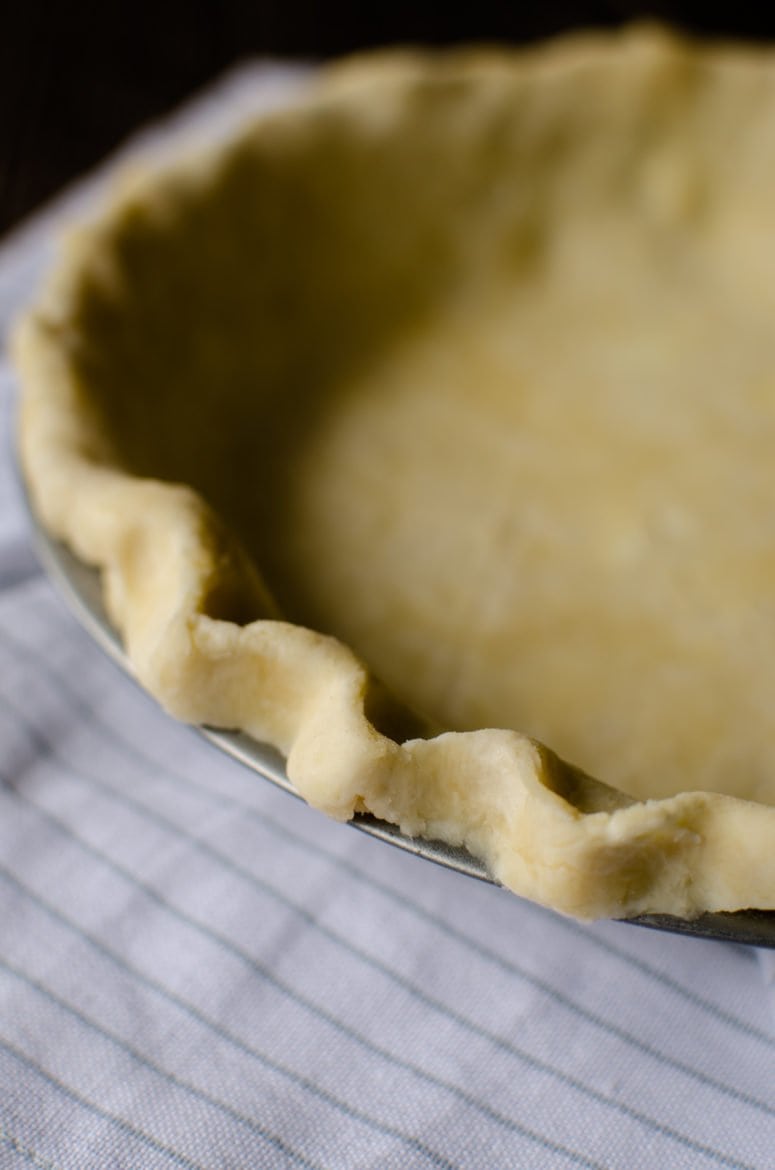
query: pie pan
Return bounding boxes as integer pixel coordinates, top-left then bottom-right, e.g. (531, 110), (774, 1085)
(13, 25), (775, 934)
(25, 493), (775, 947)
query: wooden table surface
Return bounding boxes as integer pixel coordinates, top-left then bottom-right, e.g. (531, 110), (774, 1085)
(1, 2), (773, 237)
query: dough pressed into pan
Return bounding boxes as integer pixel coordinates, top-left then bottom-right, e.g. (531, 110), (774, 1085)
(15, 25), (775, 918)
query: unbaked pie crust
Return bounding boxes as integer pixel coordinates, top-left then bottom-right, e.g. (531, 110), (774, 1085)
(14, 25), (775, 919)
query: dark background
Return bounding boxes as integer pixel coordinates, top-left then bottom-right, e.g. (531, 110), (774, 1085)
(2, 2), (774, 236)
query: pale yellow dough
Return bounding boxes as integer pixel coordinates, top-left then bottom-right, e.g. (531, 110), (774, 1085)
(14, 26), (775, 918)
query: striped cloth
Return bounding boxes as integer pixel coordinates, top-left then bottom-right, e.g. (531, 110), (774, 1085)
(0, 65), (773, 1170)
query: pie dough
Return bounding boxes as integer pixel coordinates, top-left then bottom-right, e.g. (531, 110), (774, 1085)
(14, 25), (775, 919)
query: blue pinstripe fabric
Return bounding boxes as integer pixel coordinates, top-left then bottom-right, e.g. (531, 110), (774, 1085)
(0, 66), (773, 1170)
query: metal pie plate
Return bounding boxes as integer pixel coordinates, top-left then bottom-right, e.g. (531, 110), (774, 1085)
(29, 510), (775, 948)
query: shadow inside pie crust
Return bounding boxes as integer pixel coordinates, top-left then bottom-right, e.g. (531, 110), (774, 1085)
(14, 25), (775, 919)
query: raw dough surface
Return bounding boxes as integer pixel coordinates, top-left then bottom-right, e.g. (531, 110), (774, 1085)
(15, 26), (775, 918)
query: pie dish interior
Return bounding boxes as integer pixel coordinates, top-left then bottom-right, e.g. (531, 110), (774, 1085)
(15, 26), (775, 919)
